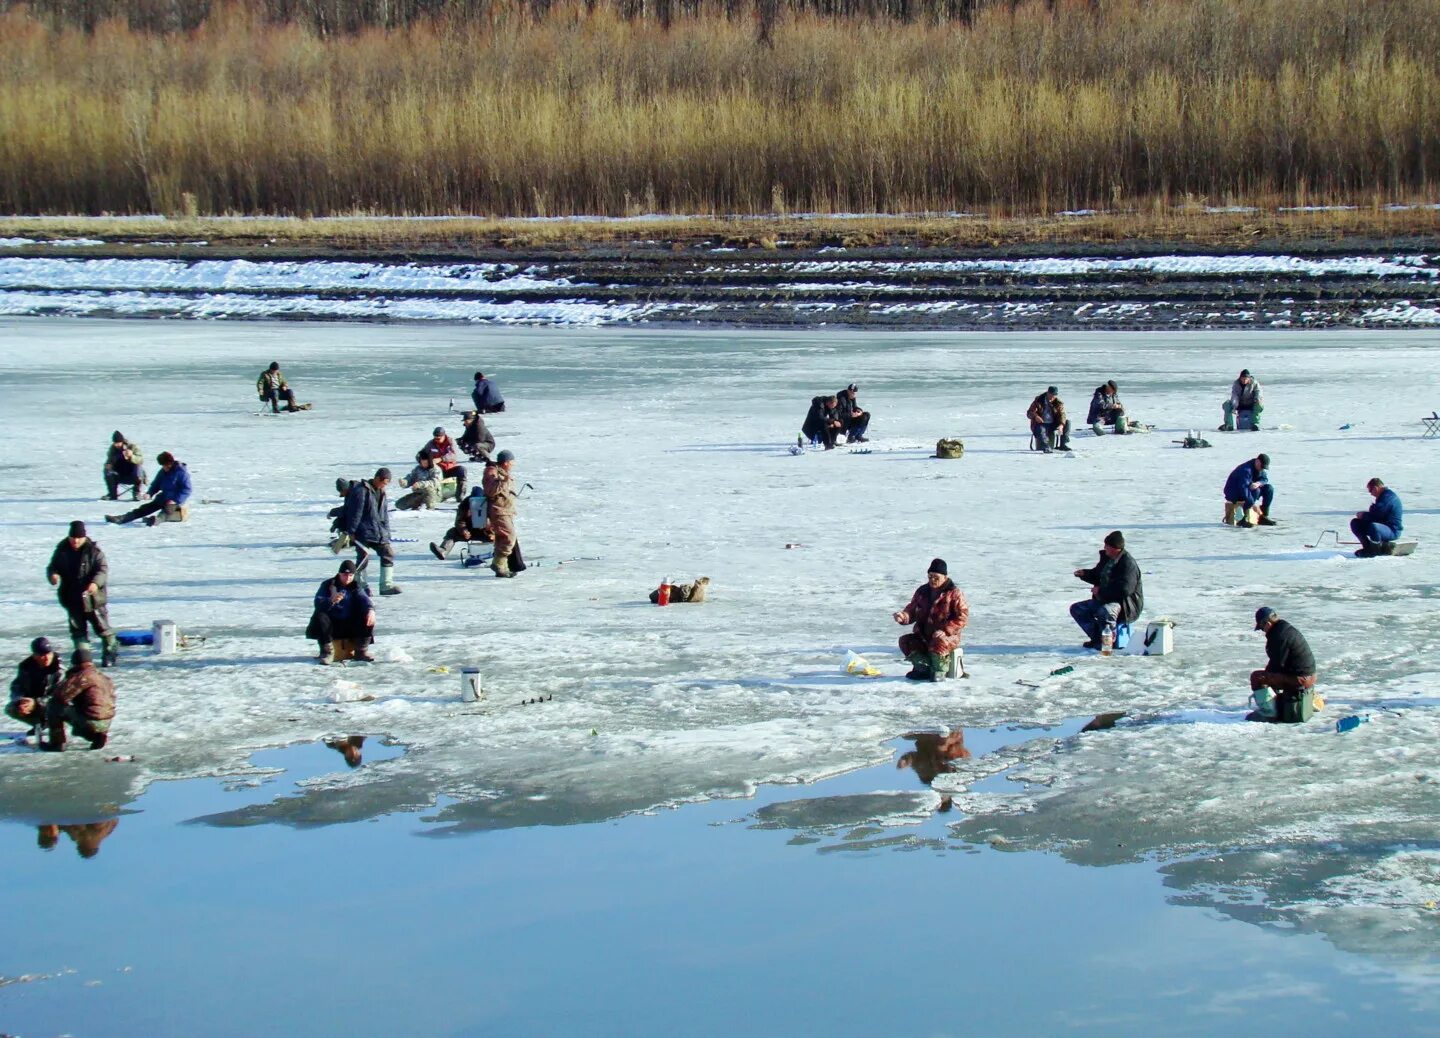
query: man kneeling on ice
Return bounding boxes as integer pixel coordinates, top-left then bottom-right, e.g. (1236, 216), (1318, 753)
(892, 558), (969, 681)
(1351, 477), (1404, 557)
(7, 637), (61, 732)
(1086, 381), (1126, 433)
(106, 451), (191, 527)
(1247, 607), (1317, 722)
(306, 560), (375, 665)
(45, 647), (115, 751)
(1069, 530), (1144, 651)
(835, 384), (870, 443)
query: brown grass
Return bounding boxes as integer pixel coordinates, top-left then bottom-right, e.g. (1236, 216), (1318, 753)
(1, 0), (1438, 219)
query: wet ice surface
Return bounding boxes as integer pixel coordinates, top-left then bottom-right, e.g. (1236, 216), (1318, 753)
(1, 319), (1439, 1032)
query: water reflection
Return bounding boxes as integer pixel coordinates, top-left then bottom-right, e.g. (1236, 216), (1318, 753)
(896, 729), (970, 813)
(36, 819), (119, 858)
(325, 736), (368, 768)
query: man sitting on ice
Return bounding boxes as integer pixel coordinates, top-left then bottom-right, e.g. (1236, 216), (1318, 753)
(105, 451), (191, 527)
(801, 394), (843, 450)
(1027, 386), (1072, 452)
(7, 637), (61, 732)
(1223, 453), (1275, 528)
(395, 452), (448, 511)
(103, 431), (146, 501)
(45, 647), (115, 751)
(421, 427), (468, 499)
(306, 560), (375, 665)
(1351, 477), (1404, 557)
(458, 410), (496, 461)
(1221, 369), (1263, 431)
(1247, 606), (1316, 722)
(834, 384), (870, 443)
(1086, 381), (1126, 433)
(256, 362), (307, 413)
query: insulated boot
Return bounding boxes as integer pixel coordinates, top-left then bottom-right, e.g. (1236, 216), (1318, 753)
(44, 725), (66, 751)
(105, 513), (122, 524)
(87, 731), (108, 750)
(101, 637), (119, 668)
(491, 554), (514, 578)
(317, 643), (333, 666)
(1257, 515), (1278, 526)
(927, 653), (950, 682)
(510, 543), (527, 574)
(430, 539), (454, 560)
(379, 565), (402, 596)
(72, 636), (92, 654)
(904, 653), (932, 680)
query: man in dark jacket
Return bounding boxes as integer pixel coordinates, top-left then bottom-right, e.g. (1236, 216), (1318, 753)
(458, 410), (496, 461)
(305, 560), (376, 665)
(47, 521), (119, 665)
(471, 371), (506, 414)
(341, 468), (401, 595)
(257, 362), (304, 413)
(7, 637), (62, 729)
(103, 431), (146, 501)
(801, 395), (843, 450)
(1069, 530), (1144, 649)
(835, 384), (870, 443)
(1086, 381), (1125, 431)
(1248, 607), (1317, 721)
(1351, 477), (1404, 557)
(1027, 387), (1071, 452)
(106, 451), (192, 527)
(45, 647), (115, 751)
(1223, 453), (1275, 527)
(892, 558), (970, 681)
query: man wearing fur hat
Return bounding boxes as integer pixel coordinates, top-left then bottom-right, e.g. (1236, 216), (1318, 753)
(47, 521), (119, 666)
(892, 559), (970, 681)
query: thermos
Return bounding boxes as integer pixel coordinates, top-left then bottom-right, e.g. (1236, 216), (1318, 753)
(657, 578), (672, 606)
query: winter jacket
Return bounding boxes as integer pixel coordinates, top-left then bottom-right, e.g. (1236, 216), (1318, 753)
(471, 377), (505, 411)
(1086, 387), (1121, 425)
(257, 369), (289, 396)
(459, 416), (496, 458)
(47, 538), (108, 609)
(149, 462), (193, 505)
(49, 662), (115, 722)
(402, 463), (443, 490)
(898, 579), (970, 655)
(105, 440), (144, 481)
(423, 436), (462, 474)
(313, 576), (373, 622)
(10, 654), (61, 704)
(1027, 393), (1067, 426)
(1223, 460), (1268, 503)
(1264, 619), (1316, 676)
(1363, 488), (1404, 536)
(482, 464), (517, 520)
(1230, 378), (1263, 412)
(1078, 549), (1144, 623)
(341, 479), (390, 544)
(802, 397), (838, 440)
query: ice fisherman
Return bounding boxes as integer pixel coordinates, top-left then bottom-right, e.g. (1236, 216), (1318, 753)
(1223, 453), (1275, 527)
(1351, 477), (1404, 557)
(835, 384), (870, 443)
(458, 410), (496, 461)
(306, 560), (376, 665)
(1069, 530), (1144, 650)
(1247, 606), (1317, 722)
(1221, 368), (1263, 431)
(396, 452), (446, 511)
(430, 488), (486, 560)
(256, 362), (305, 413)
(422, 427), (468, 499)
(482, 450), (522, 578)
(339, 468), (401, 595)
(105, 451), (191, 527)
(6, 637), (61, 730)
(892, 558), (970, 681)
(46, 521), (119, 665)
(1027, 386), (1072, 452)
(801, 394), (843, 450)
(103, 431), (146, 501)
(45, 647), (115, 751)
(1086, 381), (1126, 433)
(471, 371), (506, 414)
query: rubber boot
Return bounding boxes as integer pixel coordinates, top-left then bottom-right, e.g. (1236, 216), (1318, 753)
(431, 538), (454, 560)
(510, 542), (527, 574)
(72, 635), (92, 655)
(379, 565), (402, 596)
(101, 635), (119, 668)
(904, 653), (932, 680)
(317, 642), (333, 666)
(44, 724), (66, 751)
(927, 652), (949, 682)
(1222, 501), (1236, 526)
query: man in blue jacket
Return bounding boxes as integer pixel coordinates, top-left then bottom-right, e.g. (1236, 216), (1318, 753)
(305, 560), (375, 664)
(471, 371), (505, 414)
(1351, 477), (1404, 557)
(341, 468), (401, 596)
(1223, 453), (1274, 528)
(105, 451), (192, 527)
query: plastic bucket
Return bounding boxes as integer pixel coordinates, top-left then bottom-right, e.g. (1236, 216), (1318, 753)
(460, 668), (482, 702)
(152, 620), (178, 655)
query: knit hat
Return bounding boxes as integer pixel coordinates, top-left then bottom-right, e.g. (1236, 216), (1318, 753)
(112, 430), (124, 442)
(1104, 530), (1125, 549)
(157, 451), (174, 465)
(68, 520), (87, 538)
(31, 637), (51, 655)
(268, 361), (280, 371)
(433, 427), (446, 436)
(338, 560), (356, 574)
(1257, 453), (1270, 470)
(1240, 368), (1251, 378)
(1047, 385), (1058, 395)
(928, 558), (948, 575)
(474, 371), (484, 380)
(71, 646), (93, 666)
(1254, 606), (1277, 630)
(496, 449), (514, 464)
(374, 467), (392, 481)
(847, 383), (858, 392)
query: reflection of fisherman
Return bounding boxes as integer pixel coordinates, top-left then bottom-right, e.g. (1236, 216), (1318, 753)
(897, 729), (970, 812)
(7, 637), (61, 730)
(37, 819), (119, 858)
(325, 735), (367, 767)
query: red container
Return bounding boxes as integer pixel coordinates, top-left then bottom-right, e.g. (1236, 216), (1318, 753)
(656, 581), (672, 606)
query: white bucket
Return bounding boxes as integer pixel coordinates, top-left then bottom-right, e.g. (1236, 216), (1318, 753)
(460, 667), (483, 702)
(152, 620), (178, 655)
(1142, 620), (1174, 656)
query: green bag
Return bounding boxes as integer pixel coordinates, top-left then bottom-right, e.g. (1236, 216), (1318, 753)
(935, 438), (965, 459)
(1274, 687), (1316, 723)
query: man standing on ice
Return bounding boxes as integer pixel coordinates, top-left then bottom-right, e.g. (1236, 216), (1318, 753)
(105, 451), (191, 527)
(471, 371), (506, 414)
(892, 559), (969, 681)
(47, 521), (119, 665)
(1069, 530), (1144, 650)
(1351, 477), (1404, 557)
(1223, 453), (1275, 527)
(1247, 606), (1316, 722)
(340, 468), (402, 595)
(306, 560), (376, 664)
(483, 450), (521, 578)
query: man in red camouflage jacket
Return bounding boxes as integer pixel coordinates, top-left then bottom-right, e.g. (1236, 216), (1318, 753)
(892, 558), (970, 682)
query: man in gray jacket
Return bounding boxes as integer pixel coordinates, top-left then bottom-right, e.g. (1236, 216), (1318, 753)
(340, 468), (401, 596)
(1221, 369), (1263, 431)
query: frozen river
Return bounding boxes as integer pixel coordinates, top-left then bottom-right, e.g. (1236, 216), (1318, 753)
(0, 319), (1437, 1034)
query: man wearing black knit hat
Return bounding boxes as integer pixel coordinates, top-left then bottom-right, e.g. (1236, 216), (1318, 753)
(46, 521), (120, 666)
(835, 383), (870, 443)
(103, 430), (146, 501)
(892, 558), (970, 681)
(1070, 530), (1144, 651)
